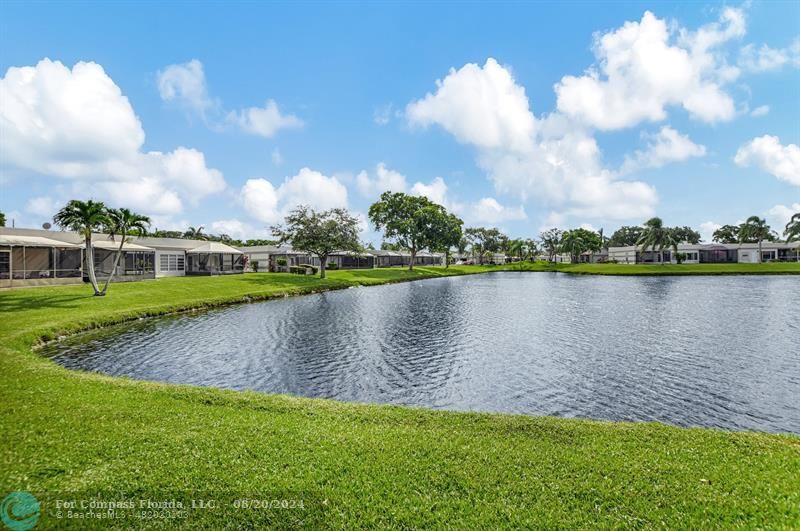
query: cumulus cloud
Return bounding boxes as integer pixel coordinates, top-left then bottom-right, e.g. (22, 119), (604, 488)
(407, 58), (658, 222)
(750, 105), (770, 117)
(226, 100), (303, 138)
(406, 58), (535, 152)
(472, 197), (527, 224)
(240, 167), (349, 224)
(25, 196), (60, 218)
(410, 177), (449, 206)
(0, 59), (226, 217)
(767, 203), (800, 232)
(209, 218), (271, 240)
(739, 39), (800, 72)
(699, 221), (722, 242)
(157, 59), (302, 137)
(621, 126), (706, 173)
(355, 162), (408, 197)
(157, 59), (214, 115)
(555, 9), (743, 130)
(734, 135), (800, 186)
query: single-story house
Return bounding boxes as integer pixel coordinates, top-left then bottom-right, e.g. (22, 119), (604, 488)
(0, 227), (245, 288)
(607, 242), (800, 264)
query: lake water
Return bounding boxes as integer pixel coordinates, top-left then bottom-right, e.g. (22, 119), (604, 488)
(44, 272), (800, 433)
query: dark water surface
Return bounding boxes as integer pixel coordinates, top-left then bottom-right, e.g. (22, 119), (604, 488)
(45, 273), (800, 433)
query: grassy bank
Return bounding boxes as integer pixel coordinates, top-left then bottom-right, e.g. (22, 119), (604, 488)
(511, 260), (800, 275)
(1, 267), (799, 529)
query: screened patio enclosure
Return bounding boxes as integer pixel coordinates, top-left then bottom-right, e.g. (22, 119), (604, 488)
(0, 235), (83, 288)
(87, 241), (156, 282)
(186, 241), (244, 275)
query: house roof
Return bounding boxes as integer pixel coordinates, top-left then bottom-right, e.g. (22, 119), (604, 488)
(187, 241), (243, 254)
(0, 234), (82, 248)
(88, 240), (155, 251)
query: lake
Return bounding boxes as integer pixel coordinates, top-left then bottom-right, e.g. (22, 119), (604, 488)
(44, 272), (800, 433)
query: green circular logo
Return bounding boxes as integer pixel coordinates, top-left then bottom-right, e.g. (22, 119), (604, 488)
(0, 492), (39, 531)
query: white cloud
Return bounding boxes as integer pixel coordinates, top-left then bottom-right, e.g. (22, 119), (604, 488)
(241, 167), (349, 224)
(734, 135), (800, 186)
(157, 59), (213, 115)
(407, 59), (658, 222)
(271, 148), (283, 165)
(373, 103), (393, 125)
(410, 176), (449, 206)
(699, 221), (722, 242)
(209, 218), (269, 240)
(621, 126), (706, 173)
(226, 100), (303, 138)
(25, 196), (59, 218)
(555, 9), (742, 130)
(472, 197), (527, 224)
(356, 162), (408, 197)
(739, 39), (800, 72)
(767, 203), (800, 232)
(0, 59), (226, 216)
(407, 58), (535, 152)
(750, 105), (770, 117)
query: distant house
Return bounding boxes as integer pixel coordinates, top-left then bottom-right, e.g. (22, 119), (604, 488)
(607, 242), (800, 264)
(0, 227), (244, 288)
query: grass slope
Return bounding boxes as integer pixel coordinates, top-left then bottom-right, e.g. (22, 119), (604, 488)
(1, 267), (799, 529)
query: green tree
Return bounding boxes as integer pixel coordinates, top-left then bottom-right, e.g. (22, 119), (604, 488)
(738, 216), (773, 262)
(428, 211), (463, 269)
(560, 228), (602, 263)
(784, 212), (800, 243)
(53, 200), (109, 296)
(184, 226), (206, 240)
(464, 227), (505, 264)
(100, 208), (151, 294)
(539, 228), (563, 262)
(271, 206), (361, 279)
(607, 226), (643, 247)
(636, 217), (677, 264)
(0, 211), (5, 227)
(712, 224), (739, 243)
(368, 192), (446, 271)
(670, 226), (701, 244)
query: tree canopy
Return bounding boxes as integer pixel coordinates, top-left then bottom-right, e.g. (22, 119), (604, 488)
(784, 212), (800, 243)
(271, 206), (362, 278)
(539, 228), (563, 262)
(0, 211), (5, 227)
(369, 192), (460, 270)
(607, 226), (643, 247)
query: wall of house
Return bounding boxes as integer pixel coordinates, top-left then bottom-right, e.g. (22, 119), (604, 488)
(155, 250), (187, 277)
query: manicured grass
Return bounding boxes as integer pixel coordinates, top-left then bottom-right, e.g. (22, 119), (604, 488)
(1, 267), (799, 529)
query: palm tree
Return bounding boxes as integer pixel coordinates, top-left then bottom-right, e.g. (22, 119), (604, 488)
(785, 213), (800, 261)
(100, 208), (151, 294)
(636, 217), (677, 264)
(738, 216), (772, 262)
(53, 200), (109, 296)
(184, 226), (206, 240)
(0, 211), (6, 227)
(784, 213), (800, 243)
(560, 232), (586, 263)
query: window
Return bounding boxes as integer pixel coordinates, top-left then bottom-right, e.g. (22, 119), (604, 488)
(159, 253), (185, 272)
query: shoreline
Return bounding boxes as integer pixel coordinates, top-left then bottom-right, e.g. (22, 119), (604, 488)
(2, 266), (799, 528)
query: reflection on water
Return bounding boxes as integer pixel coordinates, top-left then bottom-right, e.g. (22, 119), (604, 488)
(45, 272), (800, 433)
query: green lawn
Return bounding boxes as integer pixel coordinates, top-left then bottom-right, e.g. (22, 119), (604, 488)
(1, 267), (799, 529)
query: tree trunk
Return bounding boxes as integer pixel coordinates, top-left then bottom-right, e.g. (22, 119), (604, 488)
(444, 250), (449, 269)
(408, 247), (416, 271)
(319, 255), (327, 279)
(758, 239), (762, 263)
(101, 236), (127, 294)
(85, 236), (103, 296)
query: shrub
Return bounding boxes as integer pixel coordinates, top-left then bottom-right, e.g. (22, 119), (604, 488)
(275, 257), (288, 266)
(288, 266), (306, 275)
(252, 261), (260, 272)
(299, 264), (319, 275)
(327, 262), (339, 270)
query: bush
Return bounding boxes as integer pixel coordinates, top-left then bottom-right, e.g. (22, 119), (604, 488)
(299, 264), (318, 275)
(327, 262), (339, 270)
(275, 257), (288, 266)
(252, 261), (260, 272)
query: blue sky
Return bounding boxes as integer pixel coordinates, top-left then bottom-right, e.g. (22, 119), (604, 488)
(1, 0), (798, 242)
